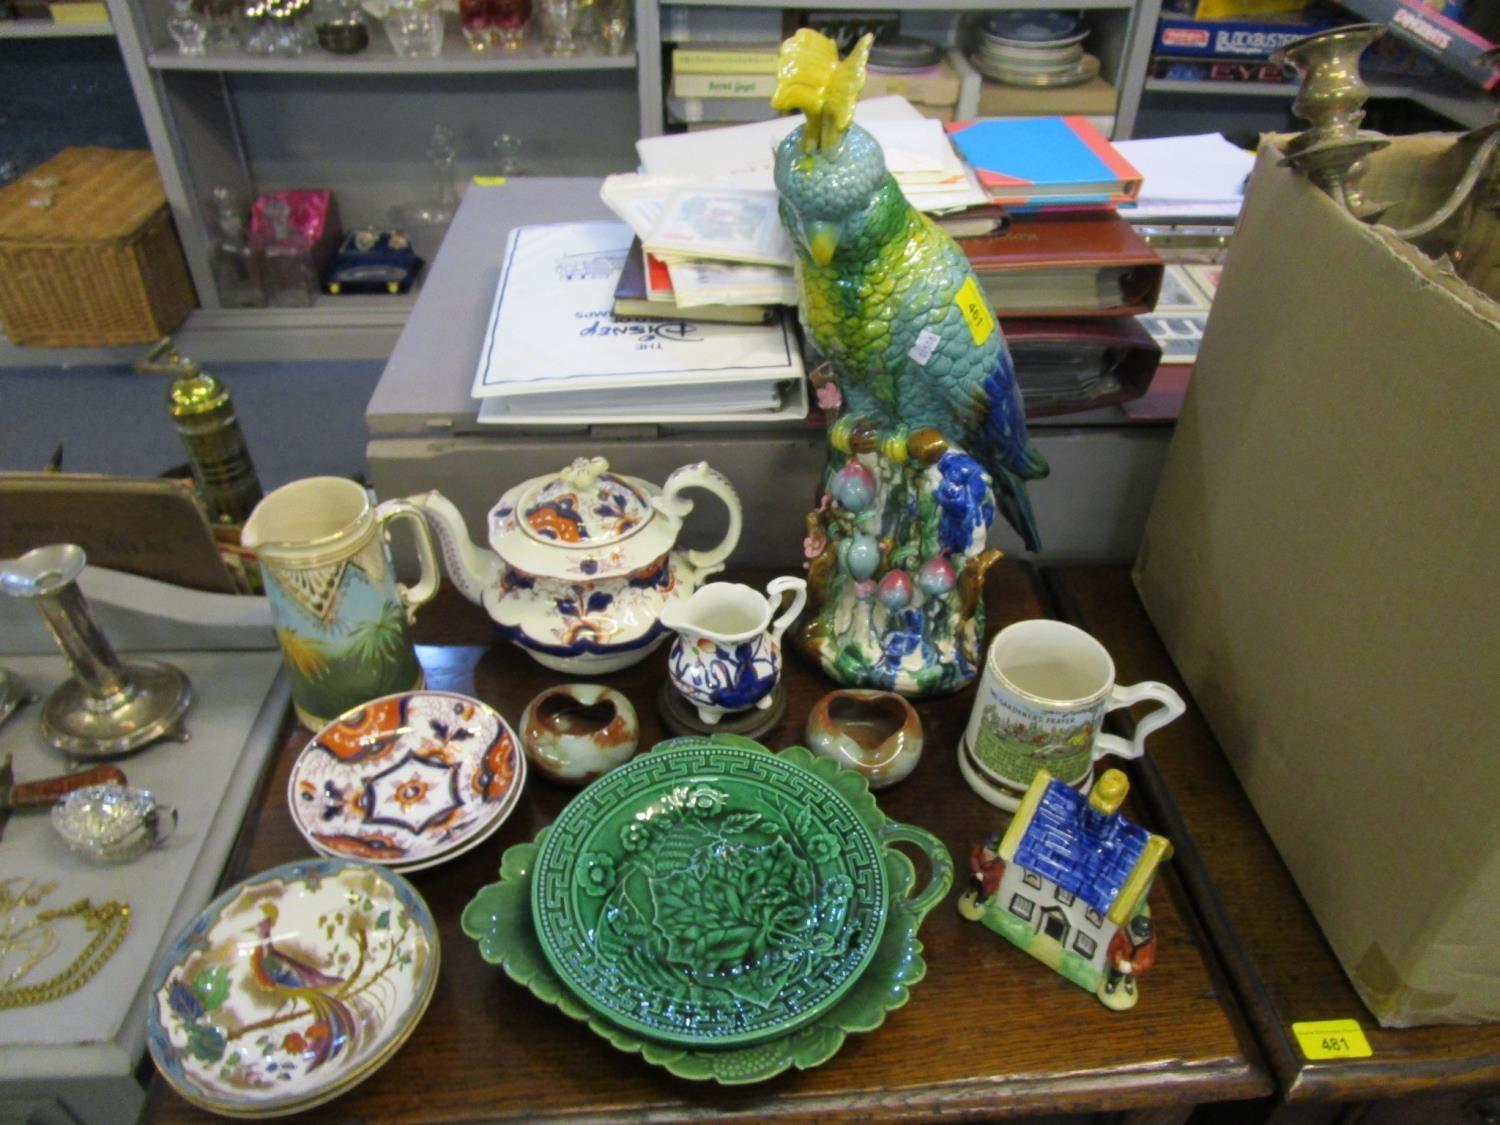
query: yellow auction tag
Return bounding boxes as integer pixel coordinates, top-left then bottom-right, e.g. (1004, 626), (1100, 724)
(1291, 1019), (1373, 1060)
(955, 276), (994, 346)
(472, 176), (507, 186)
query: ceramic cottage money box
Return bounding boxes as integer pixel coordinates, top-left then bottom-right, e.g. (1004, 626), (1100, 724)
(413, 457), (742, 673)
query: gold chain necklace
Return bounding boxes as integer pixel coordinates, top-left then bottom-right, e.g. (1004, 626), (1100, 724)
(0, 891), (131, 1009)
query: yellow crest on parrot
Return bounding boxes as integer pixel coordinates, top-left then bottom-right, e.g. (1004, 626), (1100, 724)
(771, 30), (873, 153)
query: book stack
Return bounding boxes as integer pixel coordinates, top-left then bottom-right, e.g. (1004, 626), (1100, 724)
(599, 97), (996, 323)
(666, 42), (785, 130)
(471, 221), (808, 425)
(944, 116), (1164, 416)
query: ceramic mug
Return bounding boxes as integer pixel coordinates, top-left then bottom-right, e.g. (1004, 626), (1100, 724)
(242, 477), (439, 729)
(960, 619), (1185, 810)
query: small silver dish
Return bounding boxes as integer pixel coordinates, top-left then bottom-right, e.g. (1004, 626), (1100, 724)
(52, 784), (177, 864)
(316, 18), (370, 53)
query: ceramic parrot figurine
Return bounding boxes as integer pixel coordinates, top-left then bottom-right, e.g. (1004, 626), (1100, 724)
(772, 30), (1049, 551)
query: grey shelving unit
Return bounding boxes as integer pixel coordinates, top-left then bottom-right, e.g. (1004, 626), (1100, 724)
(642, 0), (1164, 139)
(61, 0), (647, 362)
(20, 0), (1157, 363)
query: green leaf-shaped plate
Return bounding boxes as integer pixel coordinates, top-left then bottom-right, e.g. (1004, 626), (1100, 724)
(462, 737), (953, 1083)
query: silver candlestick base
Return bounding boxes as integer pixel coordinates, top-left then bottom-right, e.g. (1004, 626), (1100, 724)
(0, 544), (192, 758)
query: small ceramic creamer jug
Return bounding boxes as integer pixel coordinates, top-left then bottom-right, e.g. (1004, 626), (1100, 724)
(661, 576), (807, 725)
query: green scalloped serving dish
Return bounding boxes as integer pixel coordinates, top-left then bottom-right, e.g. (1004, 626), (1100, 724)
(462, 735), (953, 1084)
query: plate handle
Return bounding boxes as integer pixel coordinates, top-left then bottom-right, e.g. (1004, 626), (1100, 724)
(877, 821), (953, 923)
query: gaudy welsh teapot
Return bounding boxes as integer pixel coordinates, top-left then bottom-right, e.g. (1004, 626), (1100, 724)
(412, 456), (743, 673)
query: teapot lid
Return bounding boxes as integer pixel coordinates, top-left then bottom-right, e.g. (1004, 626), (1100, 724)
(489, 457), (672, 579)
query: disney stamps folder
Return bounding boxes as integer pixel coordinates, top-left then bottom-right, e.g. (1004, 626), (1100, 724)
(470, 221), (801, 400)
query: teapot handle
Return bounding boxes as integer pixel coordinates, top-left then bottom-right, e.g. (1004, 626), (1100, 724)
(658, 463), (743, 580)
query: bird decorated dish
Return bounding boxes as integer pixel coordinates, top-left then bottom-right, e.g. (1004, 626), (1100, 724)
(462, 736), (952, 1081)
(288, 691), (525, 872)
(147, 859), (439, 1117)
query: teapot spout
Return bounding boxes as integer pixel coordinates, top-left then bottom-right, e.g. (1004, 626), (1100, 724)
(406, 491), (500, 606)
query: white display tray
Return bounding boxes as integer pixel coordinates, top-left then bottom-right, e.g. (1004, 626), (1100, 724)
(0, 650), (287, 1124)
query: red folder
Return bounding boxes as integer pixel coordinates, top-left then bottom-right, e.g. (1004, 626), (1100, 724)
(959, 211), (1165, 318)
(1002, 315), (1163, 418)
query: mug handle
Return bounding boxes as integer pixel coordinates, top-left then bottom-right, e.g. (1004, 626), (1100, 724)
(1095, 681), (1187, 762)
(876, 821), (954, 924)
(374, 498), (441, 622)
(764, 575), (808, 645)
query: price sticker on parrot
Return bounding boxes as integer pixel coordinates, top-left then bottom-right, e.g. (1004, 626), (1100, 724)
(955, 277), (995, 346)
(1291, 1019), (1373, 1060)
(908, 328), (942, 366)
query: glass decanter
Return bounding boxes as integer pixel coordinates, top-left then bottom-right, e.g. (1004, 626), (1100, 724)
(256, 197), (317, 307)
(209, 186), (266, 308)
(166, 0), (210, 54)
(393, 124), (459, 229)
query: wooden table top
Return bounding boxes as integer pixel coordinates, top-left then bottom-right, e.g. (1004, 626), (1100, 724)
(146, 562), (1267, 1123)
(1047, 565), (1500, 1105)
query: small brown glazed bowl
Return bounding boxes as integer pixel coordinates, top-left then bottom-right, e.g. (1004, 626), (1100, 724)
(804, 689), (923, 789)
(520, 683), (639, 786)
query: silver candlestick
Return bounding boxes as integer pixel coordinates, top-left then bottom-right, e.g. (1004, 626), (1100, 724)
(0, 545), (192, 758)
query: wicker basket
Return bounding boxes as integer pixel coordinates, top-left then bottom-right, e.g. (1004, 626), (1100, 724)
(0, 148), (198, 347)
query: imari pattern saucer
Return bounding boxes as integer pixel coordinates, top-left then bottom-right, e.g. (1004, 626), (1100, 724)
(288, 691), (526, 872)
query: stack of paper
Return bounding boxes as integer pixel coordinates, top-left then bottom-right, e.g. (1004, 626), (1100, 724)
(471, 221), (808, 425)
(1114, 134), (1256, 221)
(599, 97), (992, 318)
(601, 173), (797, 314)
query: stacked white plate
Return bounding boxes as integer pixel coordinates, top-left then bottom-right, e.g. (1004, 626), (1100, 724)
(970, 11), (1101, 87)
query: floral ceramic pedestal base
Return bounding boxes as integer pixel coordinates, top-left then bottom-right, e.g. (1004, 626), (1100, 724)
(800, 419), (1002, 697)
(657, 679), (787, 741)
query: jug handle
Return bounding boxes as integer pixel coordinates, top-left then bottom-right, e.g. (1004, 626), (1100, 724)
(374, 498), (441, 622)
(765, 576), (807, 645)
(659, 463), (743, 580)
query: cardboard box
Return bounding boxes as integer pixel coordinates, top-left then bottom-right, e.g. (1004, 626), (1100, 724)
(1133, 134), (1500, 1027)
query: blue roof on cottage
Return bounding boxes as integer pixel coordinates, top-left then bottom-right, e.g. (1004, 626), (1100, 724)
(1011, 778), (1150, 916)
